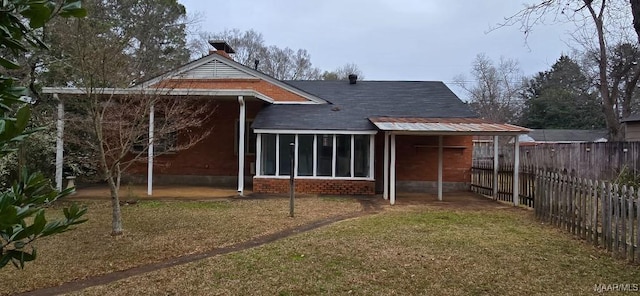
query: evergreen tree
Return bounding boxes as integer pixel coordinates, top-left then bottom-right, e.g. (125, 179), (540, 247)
(520, 55), (605, 129)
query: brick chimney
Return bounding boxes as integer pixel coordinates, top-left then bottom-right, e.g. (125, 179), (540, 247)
(208, 40), (235, 59)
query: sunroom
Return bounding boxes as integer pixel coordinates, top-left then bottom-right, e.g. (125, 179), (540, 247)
(253, 130), (377, 195)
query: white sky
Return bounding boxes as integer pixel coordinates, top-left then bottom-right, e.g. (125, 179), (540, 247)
(178, 0), (584, 98)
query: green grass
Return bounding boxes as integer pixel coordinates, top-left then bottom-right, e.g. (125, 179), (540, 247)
(73, 207), (640, 296)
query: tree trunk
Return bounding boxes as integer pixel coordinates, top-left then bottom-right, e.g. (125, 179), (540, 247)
(107, 176), (123, 236)
(631, 0), (640, 43)
(587, 2), (622, 140)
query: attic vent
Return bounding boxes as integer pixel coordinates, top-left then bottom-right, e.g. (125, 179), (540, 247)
(348, 74), (357, 84)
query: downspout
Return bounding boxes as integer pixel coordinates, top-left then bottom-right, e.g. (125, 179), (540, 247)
(238, 96), (245, 195)
(55, 94), (64, 192)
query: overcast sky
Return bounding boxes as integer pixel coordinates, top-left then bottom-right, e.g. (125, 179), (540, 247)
(178, 0), (580, 97)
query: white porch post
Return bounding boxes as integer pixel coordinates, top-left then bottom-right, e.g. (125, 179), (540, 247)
(493, 135), (499, 200)
(147, 103), (154, 196)
(54, 94), (64, 192)
(513, 135), (520, 206)
(437, 135), (443, 201)
(390, 133), (396, 205)
(369, 134), (375, 180)
(383, 132), (389, 200)
(238, 96), (245, 195)
(255, 134), (262, 176)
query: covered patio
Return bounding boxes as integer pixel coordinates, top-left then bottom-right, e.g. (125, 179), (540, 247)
(373, 117), (530, 205)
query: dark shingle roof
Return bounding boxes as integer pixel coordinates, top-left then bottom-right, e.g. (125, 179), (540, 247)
(252, 81), (477, 131)
(622, 114), (640, 122)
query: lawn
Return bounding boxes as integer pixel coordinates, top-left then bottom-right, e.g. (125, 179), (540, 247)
(0, 196), (362, 295)
(70, 205), (640, 296)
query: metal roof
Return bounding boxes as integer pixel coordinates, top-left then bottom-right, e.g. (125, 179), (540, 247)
(370, 117), (530, 135)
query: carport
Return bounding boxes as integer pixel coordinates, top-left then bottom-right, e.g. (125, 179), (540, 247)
(372, 117), (530, 205)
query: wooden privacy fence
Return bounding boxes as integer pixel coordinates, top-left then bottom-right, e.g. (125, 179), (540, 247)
(534, 171), (640, 263)
(474, 141), (640, 181)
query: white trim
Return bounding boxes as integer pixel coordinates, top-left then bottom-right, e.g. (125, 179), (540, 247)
(390, 134), (396, 205)
(238, 96), (245, 195)
(350, 135), (355, 178)
(513, 135), (520, 206)
(256, 134), (262, 176)
(253, 175), (375, 181)
(254, 129), (377, 135)
(294, 135), (299, 177)
(147, 103), (154, 196)
(275, 134), (280, 176)
(312, 135), (318, 176)
(54, 95), (64, 192)
(369, 134), (375, 179)
(42, 87), (324, 105)
(383, 132), (389, 200)
(332, 135), (337, 178)
(437, 135), (443, 201)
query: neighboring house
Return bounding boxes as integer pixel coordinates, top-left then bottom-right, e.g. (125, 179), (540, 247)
(43, 41), (529, 203)
(518, 129), (608, 144)
(622, 115), (640, 141)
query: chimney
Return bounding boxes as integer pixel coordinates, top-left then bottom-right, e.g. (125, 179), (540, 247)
(348, 74), (357, 84)
(208, 40), (235, 59)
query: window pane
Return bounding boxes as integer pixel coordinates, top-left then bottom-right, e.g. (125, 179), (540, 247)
(298, 135), (314, 176)
(279, 134), (295, 176)
(354, 135), (370, 177)
(336, 135), (351, 177)
(316, 134), (333, 176)
(261, 134), (276, 175)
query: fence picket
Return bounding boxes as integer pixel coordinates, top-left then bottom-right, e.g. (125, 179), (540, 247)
(624, 187), (636, 262)
(636, 189), (640, 263)
(470, 158), (640, 262)
(621, 185), (627, 258)
(614, 184), (620, 254)
(602, 181), (609, 250)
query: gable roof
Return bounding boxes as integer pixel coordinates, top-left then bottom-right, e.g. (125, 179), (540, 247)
(252, 81), (478, 131)
(137, 53), (327, 104)
(520, 129), (608, 142)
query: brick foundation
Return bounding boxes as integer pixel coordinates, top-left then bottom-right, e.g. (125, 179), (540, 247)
(253, 177), (375, 195)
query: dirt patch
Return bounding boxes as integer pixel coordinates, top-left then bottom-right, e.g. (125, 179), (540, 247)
(71, 185), (243, 200)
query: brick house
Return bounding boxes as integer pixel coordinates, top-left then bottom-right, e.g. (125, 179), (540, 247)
(44, 41), (529, 204)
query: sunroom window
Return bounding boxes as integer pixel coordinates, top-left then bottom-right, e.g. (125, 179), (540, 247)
(258, 133), (373, 179)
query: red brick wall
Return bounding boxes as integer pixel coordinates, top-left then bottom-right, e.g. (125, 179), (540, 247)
(156, 79), (311, 103)
(129, 99), (263, 177)
(374, 134), (473, 191)
(253, 178), (375, 195)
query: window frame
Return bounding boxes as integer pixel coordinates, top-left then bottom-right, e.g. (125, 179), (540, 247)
(256, 131), (375, 180)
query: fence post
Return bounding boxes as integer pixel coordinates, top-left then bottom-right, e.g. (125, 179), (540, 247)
(628, 186), (635, 262)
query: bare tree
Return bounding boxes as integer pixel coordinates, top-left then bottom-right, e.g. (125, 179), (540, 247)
(321, 63), (365, 80)
(455, 53), (525, 123)
(193, 29), (362, 80)
(500, 0), (638, 139)
(66, 91), (216, 235)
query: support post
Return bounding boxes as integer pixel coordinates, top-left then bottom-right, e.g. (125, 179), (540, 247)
(238, 96), (245, 195)
(54, 94), (64, 192)
(255, 134), (262, 176)
(513, 135), (520, 206)
(383, 132), (389, 200)
(289, 142), (295, 217)
(147, 103), (154, 196)
(438, 135), (443, 201)
(493, 135), (499, 200)
(390, 133), (396, 205)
